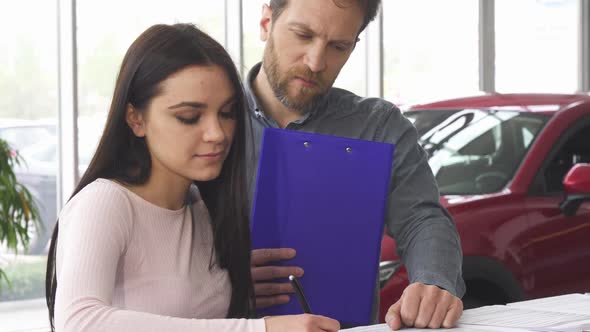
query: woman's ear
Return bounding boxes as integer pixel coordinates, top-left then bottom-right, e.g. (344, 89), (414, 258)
(126, 104), (146, 137)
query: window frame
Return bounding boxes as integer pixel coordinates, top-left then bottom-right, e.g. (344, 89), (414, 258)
(529, 115), (590, 197)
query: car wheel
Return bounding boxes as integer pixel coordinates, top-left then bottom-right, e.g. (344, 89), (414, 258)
(462, 294), (487, 309)
(463, 279), (510, 309)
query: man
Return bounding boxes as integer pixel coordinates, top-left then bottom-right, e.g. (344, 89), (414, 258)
(245, 0), (465, 329)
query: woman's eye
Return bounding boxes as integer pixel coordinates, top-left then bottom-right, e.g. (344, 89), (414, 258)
(220, 108), (238, 119)
(176, 116), (199, 125)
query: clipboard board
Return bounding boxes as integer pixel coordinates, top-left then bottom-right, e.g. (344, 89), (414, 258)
(251, 128), (395, 326)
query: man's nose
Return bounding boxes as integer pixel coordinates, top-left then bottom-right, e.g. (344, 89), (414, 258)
(303, 42), (327, 73)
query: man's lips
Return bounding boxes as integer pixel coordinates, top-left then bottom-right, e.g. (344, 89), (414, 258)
(295, 76), (318, 87)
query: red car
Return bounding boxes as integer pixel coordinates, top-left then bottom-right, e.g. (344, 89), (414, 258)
(378, 94), (590, 322)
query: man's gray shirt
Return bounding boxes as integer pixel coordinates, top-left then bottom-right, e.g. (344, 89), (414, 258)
(244, 63), (466, 302)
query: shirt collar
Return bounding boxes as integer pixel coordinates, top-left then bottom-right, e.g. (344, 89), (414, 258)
(244, 62), (264, 119)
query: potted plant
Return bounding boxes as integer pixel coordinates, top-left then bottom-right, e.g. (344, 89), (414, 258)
(0, 138), (40, 289)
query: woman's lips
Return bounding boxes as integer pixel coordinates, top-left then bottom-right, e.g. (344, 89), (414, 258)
(195, 151), (223, 160)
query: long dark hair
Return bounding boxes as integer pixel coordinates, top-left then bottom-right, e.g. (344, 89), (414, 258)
(45, 23), (254, 330)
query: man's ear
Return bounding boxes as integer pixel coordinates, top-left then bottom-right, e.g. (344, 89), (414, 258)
(260, 4), (273, 42)
(126, 104), (146, 137)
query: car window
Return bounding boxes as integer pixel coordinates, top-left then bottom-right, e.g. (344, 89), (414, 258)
(521, 126), (535, 147)
(404, 109), (461, 136)
(424, 110), (548, 195)
(539, 120), (590, 194)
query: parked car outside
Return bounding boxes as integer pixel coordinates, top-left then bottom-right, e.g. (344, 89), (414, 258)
(0, 117), (101, 254)
(0, 120), (58, 254)
(378, 94), (590, 322)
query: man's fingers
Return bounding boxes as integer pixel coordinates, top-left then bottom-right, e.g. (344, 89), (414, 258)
(390, 283), (464, 329)
(256, 295), (290, 308)
(427, 299), (448, 329)
(252, 265), (304, 281)
(442, 298), (463, 328)
(400, 289), (420, 327)
(251, 248), (296, 266)
(413, 291), (437, 328)
(385, 299), (403, 330)
(254, 282), (295, 296)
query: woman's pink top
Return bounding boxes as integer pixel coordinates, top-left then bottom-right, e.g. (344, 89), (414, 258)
(55, 178), (265, 332)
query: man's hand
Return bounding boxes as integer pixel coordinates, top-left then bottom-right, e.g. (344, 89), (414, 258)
(385, 282), (463, 330)
(251, 248), (304, 308)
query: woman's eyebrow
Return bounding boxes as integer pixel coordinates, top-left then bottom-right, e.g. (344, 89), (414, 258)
(168, 94), (236, 110)
(168, 101), (207, 110)
(220, 95), (237, 108)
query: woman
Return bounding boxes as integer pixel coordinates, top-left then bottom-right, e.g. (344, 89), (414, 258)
(45, 23), (339, 332)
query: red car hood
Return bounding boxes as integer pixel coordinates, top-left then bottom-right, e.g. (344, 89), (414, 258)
(440, 194), (487, 207)
(439, 195), (470, 208)
(439, 190), (512, 209)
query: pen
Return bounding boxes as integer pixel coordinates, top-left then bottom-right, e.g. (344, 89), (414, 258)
(289, 274), (312, 314)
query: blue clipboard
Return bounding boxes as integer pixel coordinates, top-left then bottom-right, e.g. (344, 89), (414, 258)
(251, 128), (395, 326)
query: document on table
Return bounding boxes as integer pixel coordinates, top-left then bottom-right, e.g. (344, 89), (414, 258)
(340, 294), (590, 332)
(460, 304), (590, 331)
(338, 323), (530, 332)
(507, 293), (590, 315)
(505, 293), (590, 332)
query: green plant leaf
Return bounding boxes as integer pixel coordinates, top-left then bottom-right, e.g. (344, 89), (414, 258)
(0, 268), (13, 292)
(0, 138), (41, 286)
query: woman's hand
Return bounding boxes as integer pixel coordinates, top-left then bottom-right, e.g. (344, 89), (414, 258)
(264, 314), (340, 332)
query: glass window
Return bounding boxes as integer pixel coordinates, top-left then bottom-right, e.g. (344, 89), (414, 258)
(543, 123), (590, 193)
(382, 0), (480, 105)
(76, 0), (225, 177)
(0, 125), (55, 152)
(421, 109), (548, 195)
(243, 0), (268, 75)
(334, 31), (367, 96)
(0, 0), (57, 320)
(404, 109), (462, 136)
(522, 126), (535, 147)
(242, 0), (367, 96)
(496, 0), (578, 93)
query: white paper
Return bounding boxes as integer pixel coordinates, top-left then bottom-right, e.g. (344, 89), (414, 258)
(460, 305), (590, 331)
(542, 319), (590, 332)
(338, 324), (390, 332)
(340, 294), (590, 332)
(507, 293), (590, 315)
(339, 323), (520, 332)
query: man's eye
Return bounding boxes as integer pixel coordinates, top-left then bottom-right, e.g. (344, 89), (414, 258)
(295, 32), (312, 40)
(176, 116), (199, 125)
(334, 45), (348, 52)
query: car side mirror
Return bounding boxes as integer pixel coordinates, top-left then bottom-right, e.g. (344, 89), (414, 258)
(560, 164), (590, 216)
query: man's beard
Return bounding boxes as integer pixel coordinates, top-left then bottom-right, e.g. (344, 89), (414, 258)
(262, 35), (331, 114)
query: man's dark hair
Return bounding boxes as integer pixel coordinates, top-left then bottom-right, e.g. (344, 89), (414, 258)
(269, 0), (381, 35)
